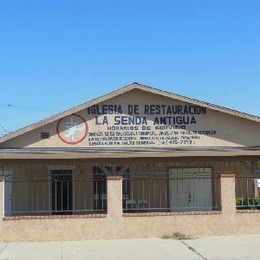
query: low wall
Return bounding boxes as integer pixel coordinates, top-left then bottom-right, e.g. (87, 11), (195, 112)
(1, 175), (260, 242)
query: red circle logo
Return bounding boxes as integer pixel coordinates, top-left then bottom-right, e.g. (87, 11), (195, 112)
(56, 114), (88, 145)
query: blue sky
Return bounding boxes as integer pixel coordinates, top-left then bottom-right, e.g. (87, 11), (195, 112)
(0, 0), (260, 136)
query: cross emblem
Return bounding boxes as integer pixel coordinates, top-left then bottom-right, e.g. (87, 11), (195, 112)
(64, 117), (80, 129)
(56, 114), (88, 144)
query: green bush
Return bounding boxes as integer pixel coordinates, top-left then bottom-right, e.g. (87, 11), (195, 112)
(236, 197), (260, 209)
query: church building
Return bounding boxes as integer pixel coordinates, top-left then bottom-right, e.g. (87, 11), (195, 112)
(0, 82), (259, 242)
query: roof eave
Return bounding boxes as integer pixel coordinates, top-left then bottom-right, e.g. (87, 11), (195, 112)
(1, 149), (260, 160)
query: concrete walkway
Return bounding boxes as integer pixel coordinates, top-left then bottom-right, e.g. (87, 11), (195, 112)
(0, 234), (260, 260)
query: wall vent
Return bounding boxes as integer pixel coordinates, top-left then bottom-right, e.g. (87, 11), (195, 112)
(41, 132), (50, 139)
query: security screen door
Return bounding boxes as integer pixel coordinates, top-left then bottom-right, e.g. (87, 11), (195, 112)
(169, 168), (212, 211)
(51, 170), (73, 214)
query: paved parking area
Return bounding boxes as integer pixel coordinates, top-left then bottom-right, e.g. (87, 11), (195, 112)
(0, 234), (260, 260)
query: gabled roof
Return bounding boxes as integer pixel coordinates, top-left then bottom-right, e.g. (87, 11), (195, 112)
(0, 82), (260, 144)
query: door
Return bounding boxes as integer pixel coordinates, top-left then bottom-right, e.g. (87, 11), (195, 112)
(51, 170), (73, 214)
(93, 166), (107, 211)
(169, 168), (212, 211)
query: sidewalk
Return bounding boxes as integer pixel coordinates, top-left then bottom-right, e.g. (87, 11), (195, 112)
(0, 234), (260, 260)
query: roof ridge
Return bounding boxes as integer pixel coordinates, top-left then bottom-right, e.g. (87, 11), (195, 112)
(134, 83), (260, 121)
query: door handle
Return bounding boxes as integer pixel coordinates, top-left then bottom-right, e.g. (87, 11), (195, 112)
(188, 193), (191, 202)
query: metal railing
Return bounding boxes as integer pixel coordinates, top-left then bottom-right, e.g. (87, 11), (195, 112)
(235, 176), (260, 209)
(123, 172), (220, 213)
(3, 160), (252, 215)
(123, 172), (169, 212)
(4, 174), (107, 216)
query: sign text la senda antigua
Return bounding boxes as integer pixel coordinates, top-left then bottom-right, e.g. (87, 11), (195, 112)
(86, 104), (216, 147)
(88, 104), (207, 126)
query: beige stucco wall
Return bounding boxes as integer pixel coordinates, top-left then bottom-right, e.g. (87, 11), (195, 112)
(0, 174), (260, 242)
(2, 89), (260, 149)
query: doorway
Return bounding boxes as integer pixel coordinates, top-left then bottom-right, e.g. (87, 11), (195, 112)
(169, 168), (212, 211)
(51, 170), (73, 214)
